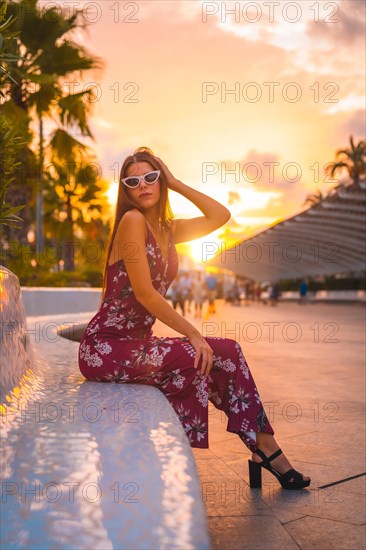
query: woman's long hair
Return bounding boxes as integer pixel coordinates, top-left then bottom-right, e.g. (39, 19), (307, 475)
(100, 147), (174, 303)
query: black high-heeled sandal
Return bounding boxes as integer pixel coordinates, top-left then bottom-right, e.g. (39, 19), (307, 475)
(248, 447), (311, 490)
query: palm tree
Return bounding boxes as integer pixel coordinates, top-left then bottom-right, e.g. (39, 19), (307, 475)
(0, 1), (20, 95)
(326, 136), (366, 187)
(44, 152), (107, 271)
(1, 0), (104, 253)
(303, 137), (366, 208)
(0, 1), (28, 237)
(0, 114), (27, 235)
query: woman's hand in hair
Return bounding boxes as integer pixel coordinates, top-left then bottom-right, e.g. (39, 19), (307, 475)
(153, 156), (181, 191)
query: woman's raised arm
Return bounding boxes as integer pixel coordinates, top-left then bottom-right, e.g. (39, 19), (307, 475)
(153, 156), (231, 244)
(114, 209), (213, 376)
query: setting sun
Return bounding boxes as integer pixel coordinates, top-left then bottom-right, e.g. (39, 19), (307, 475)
(188, 235), (224, 263)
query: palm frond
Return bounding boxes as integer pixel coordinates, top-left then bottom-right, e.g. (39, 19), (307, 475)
(57, 90), (94, 138)
(37, 42), (100, 76)
(48, 127), (91, 162)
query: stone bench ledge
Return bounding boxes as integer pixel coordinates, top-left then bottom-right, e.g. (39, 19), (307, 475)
(1, 268), (210, 550)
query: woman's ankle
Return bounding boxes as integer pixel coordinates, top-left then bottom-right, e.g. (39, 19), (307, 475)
(255, 432), (280, 454)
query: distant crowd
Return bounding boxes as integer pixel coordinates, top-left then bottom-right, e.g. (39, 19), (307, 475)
(167, 271), (217, 317)
(167, 271), (309, 315)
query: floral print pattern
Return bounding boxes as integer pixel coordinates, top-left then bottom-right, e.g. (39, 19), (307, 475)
(78, 219), (274, 451)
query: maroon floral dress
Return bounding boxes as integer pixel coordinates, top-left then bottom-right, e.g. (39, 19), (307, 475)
(78, 219), (274, 452)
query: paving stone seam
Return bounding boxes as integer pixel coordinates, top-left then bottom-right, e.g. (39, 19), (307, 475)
(208, 449), (248, 476)
(318, 472), (366, 489)
(281, 525), (303, 549)
(295, 513), (366, 527)
(281, 515), (308, 525)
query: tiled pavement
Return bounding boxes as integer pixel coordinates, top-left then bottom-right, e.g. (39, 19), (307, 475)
(23, 299), (365, 549)
(154, 300), (366, 550)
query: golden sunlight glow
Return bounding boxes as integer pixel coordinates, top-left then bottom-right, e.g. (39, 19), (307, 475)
(188, 235), (223, 263)
(106, 181), (119, 207)
(235, 189), (281, 211)
(68, 4), (363, 243)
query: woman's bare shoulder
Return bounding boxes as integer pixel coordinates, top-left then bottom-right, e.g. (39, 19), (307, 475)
(109, 210), (147, 266)
(120, 208), (145, 224)
(119, 209), (147, 235)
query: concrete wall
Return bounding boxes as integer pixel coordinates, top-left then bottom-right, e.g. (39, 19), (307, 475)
(21, 287), (102, 316)
(20, 287), (366, 318)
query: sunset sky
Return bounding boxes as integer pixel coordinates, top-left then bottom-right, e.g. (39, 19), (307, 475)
(51, 0), (365, 258)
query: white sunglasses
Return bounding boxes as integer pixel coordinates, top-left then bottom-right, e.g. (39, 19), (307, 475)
(122, 170), (161, 188)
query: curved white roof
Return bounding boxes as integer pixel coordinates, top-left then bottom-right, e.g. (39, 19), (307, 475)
(207, 181), (366, 281)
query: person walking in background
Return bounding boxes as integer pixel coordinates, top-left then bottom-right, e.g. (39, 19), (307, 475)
(255, 283), (262, 303)
(299, 279), (309, 305)
(179, 271), (193, 314)
(232, 277), (241, 306)
(244, 280), (252, 306)
(238, 281), (246, 306)
(205, 272), (218, 314)
(192, 271), (206, 318)
(170, 278), (185, 316)
(269, 282), (280, 306)
(186, 272), (194, 314)
(223, 276), (232, 303)
(177, 273), (188, 315)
